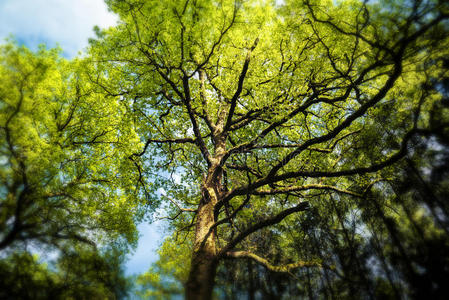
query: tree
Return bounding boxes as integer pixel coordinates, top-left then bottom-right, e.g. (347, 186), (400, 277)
(0, 42), (145, 251)
(135, 236), (191, 299)
(88, 0), (449, 298)
(0, 42), (146, 296)
(0, 246), (131, 299)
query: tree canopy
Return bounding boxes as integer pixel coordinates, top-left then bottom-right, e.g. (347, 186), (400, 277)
(0, 42), (146, 298)
(85, 0), (449, 298)
(0, 42), (147, 251)
(1, 0), (449, 298)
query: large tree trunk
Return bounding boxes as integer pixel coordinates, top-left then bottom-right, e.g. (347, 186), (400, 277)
(185, 186), (219, 300)
(185, 133), (226, 299)
(185, 247), (218, 300)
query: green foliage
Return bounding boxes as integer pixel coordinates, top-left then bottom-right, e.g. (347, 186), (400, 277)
(2, 0), (448, 298)
(135, 235), (191, 299)
(84, 0), (449, 297)
(87, 0), (448, 224)
(0, 42), (151, 298)
(0, 247), (131, 299)
(90, 0), (449, 297)
(0, 42), (147, 251)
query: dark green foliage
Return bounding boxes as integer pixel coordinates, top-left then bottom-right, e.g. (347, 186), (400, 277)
(0, 248), (130, 300)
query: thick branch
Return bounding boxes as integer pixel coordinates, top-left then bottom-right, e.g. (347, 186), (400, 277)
(198, 69), (215, 133)
(223, 126), (436, 203)
(182, 75), (212, 166)
(224, 250), (321, 272)
(264, 58), (403, 179)
(253, 184), (362, 198)
(224, 38), (259, 132)
(218, 201), (309, 257)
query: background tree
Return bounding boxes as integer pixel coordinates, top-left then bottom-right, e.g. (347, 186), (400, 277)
(0, 246), (130, 299)
(135, 236), (191, 299)
(0, 42), (148, 297)
(87, 0), (449, 298)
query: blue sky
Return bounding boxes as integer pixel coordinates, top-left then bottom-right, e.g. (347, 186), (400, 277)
(0, 0), (164, 275)
(0, 0), (116, 57)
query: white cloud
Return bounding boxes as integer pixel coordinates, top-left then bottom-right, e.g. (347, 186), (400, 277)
(0, 0), (118, 57)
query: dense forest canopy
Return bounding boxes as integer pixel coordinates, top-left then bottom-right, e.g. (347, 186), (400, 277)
(1, 0), (449, 299)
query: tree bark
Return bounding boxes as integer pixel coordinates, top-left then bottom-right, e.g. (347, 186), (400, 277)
(185, 248), (218, 300)
(185, 185), (219, 300)
(185, 131), (226, 299)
